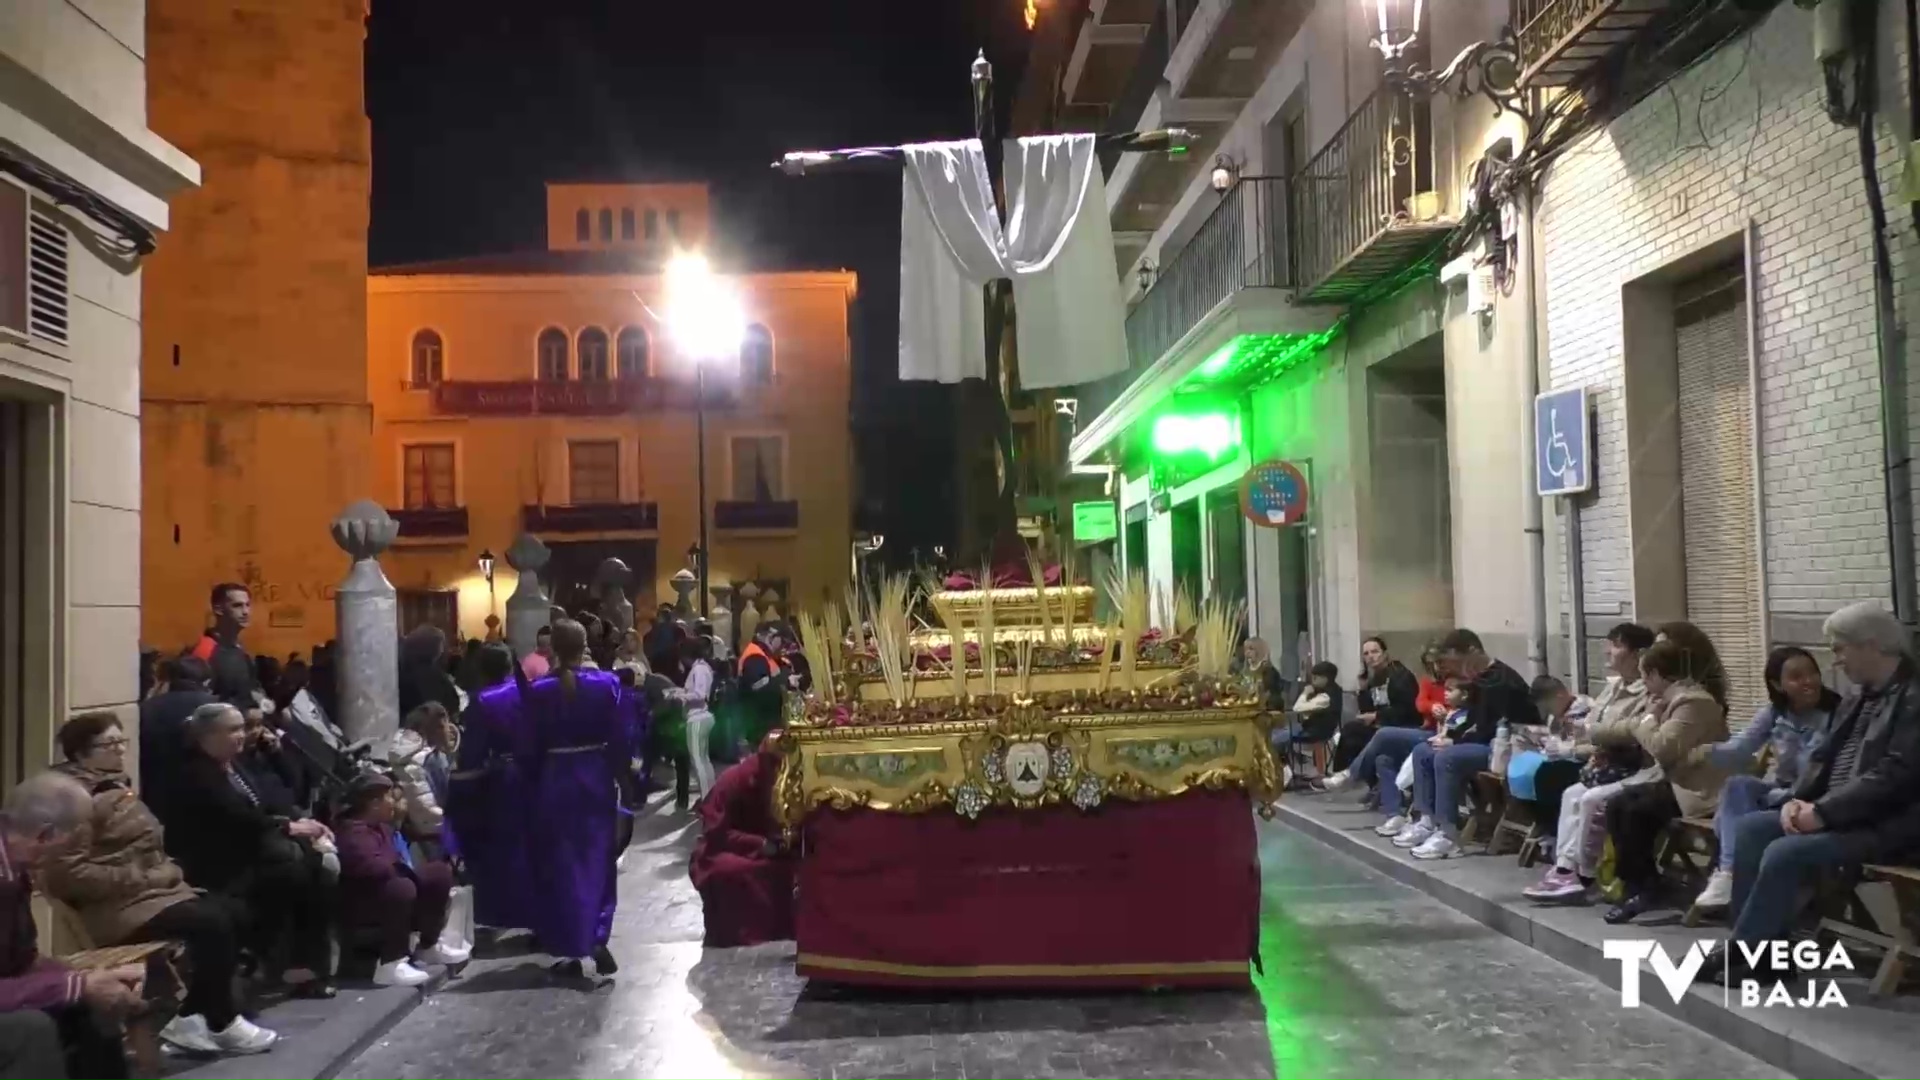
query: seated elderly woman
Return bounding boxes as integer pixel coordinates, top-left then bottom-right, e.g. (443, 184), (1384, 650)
(335, 773), (466, 987)
(42, 713), (279, 1056)
(1701, 601), (1920, 984)
(160, 703), (337, 999)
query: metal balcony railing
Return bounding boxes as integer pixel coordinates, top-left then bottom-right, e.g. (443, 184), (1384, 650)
(389, 506), (469, 539)
(1291, 84), (1448, 304)
(1075, 175), (1291, 424)
(1514, 0), (1670, 87)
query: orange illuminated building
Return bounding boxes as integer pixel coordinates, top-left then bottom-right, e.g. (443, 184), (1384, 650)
(368, 183), (856, 639)
(141, 0), (373, 659)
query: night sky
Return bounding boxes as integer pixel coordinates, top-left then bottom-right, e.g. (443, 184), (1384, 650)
(365, 0), (1038, 560)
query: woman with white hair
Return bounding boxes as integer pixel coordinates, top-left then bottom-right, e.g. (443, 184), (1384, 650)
(1700, 600), (1920, 983)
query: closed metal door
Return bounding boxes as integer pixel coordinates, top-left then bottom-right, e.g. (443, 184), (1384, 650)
(1675, 270), (1763, 724)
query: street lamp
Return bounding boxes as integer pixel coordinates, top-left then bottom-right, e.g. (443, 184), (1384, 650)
(665, 250), (747, 617)
(477, 548), (496, 616)
(1367, 0), (1424, 68)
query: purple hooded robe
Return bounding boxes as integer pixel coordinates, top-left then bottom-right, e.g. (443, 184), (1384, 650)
(448, 678), (536, 931)
(524, 666), (632, 958)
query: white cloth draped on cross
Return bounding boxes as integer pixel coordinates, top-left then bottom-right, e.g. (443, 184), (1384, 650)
(898, 133), (1128, 389)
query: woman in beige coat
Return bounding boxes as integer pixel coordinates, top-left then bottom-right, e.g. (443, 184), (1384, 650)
(1602, 638), (1731, 924)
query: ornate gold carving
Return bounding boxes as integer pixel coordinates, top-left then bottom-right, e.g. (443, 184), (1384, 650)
(773, 704), (1271, 830)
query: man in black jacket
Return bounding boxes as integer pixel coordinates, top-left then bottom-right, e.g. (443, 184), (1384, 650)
(1702, 602), (1920, 982)
(139, 656), (217, 818)
(1394, 628), (1539, 860)
(191, 584), (261, 714)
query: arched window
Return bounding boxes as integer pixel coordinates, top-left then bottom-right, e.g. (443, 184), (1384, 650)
(537, 327), (570, 381)
(598, 208), (614, 242)
(741, 323), (774, 383)
(409, 329), (443, 387)
(574, 208), (590, 242)
(577, 327), (611, 381)
(616, 326), (650, 379)
(619, 207), (635, 241)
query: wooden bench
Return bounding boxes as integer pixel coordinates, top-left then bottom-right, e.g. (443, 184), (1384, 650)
(1668, 817), (1721, 926)
(1460, 772), (1507, 849)
(1818, 863), (1920, 997)
(48, 897), (184, 1077)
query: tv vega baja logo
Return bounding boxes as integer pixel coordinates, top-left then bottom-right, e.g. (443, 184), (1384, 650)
(1603, 940), (1853, 1009)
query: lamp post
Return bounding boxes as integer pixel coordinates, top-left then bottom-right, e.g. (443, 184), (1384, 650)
(665, 251), (747, 618)
(477, 547), (496, 618)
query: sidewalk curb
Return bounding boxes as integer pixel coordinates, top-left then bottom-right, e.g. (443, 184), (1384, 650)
(1273, 801), (1875, 1080)
(171, 970), (444, 1080)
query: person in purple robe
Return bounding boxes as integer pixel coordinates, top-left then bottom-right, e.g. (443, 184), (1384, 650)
(525, 619), (631, 978)
(446, 643), (535, 935)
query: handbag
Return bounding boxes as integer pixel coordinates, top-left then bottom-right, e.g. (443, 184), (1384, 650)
(1395, 752), (1416, 794)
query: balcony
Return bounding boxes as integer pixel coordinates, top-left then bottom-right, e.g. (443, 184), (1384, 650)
(1291, 85), (1456, 305)
(522, 502), (659, 534)
(1069, 176), (1338, 466)
(430, 378), (734, 417)
(388, 506), (469, 541)
(1515, 0), (1672, 88)
(713, 499), (800, 531)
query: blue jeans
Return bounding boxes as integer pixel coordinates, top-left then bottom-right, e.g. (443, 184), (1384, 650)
(1728, 809), (1851, 946)
(1269, 718), (1309, 751)
(1714, 775), (1779, 870)
(1363, 727), (1429, 816)
(1411, 741), (1492, 838)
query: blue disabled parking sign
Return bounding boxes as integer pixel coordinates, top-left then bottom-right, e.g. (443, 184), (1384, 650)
(1535, 386), (1591, 497)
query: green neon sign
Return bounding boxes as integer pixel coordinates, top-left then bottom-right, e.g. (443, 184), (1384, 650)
(1151, 412), (1239, 460)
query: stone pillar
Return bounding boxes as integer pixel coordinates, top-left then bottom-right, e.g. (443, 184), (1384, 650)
(595, 557), (634, 636)
(760, 587), (784, 626)
(504, 532), (551, 657)
(709, 581), (736, 659)
(737, 582), (762, 646)
(330, 501), (400, 745)
(670, 568), (697, 618)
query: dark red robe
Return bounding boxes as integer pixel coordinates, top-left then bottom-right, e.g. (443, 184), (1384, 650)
(689, 750), (794, 947)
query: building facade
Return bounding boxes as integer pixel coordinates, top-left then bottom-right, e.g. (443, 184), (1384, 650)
(1026, 0), (1915, 703)
(140, 0), (374, 660)
(0, 0), (197, 784)
(367, 183), (857, 642)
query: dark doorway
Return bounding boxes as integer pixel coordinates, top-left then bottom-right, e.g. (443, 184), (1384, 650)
(1206, 488), (1245, 610)
(396, 589), (458, 640)
(1123, 505), (1147, 580)
(1171, 499), (1202, 606)
(543, 539), (659, 619)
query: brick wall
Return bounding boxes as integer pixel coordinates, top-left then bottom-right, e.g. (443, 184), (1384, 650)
(1538, 3), (1908, 630)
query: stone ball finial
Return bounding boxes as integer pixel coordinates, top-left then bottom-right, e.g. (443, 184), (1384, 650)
(760, 587), (783, 606)
(593, 557), (631, 589)
(505, 532), (550, 573)
(670, 568), (696, 585)
(738, 581), (761, 601)
(330, 500), (398, 560)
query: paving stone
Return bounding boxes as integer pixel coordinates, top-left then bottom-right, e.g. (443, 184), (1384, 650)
(338, 790), (1785, 1079)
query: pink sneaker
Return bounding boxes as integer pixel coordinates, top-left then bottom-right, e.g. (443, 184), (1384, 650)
(1522, 866), (1586, 902)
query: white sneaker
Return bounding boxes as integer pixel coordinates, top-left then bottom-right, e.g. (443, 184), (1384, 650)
(208, 1016), (278, 1055)
(1373, 814), (1410, 837)
(1411, 833), (1458, 860)
(1694, 868), (1734, 910)
(1392, 820), (1437, 848)
(159, 1013), (218, 1055)
(1282, 765), (1294, 789)
(414, 941), (471, 967)
(372, 958), (432, 987)
(1319, 770), (1351, 792)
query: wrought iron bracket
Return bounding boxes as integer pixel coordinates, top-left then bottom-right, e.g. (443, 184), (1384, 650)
(1385, 31), (1535, 126)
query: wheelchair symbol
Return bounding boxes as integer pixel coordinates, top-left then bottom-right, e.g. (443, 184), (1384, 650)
(1545, 408), (1579, 489)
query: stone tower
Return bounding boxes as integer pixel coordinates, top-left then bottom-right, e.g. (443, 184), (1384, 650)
(140, 0), (374, 657)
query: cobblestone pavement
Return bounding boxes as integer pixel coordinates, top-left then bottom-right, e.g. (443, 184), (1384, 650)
(340, 786), (1787, 1080)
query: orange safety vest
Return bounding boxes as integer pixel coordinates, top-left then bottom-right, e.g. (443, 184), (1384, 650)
(738, 640), (786, 679)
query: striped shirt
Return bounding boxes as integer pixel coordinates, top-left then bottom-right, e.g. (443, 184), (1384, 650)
(1826, 694), (1886, 790)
